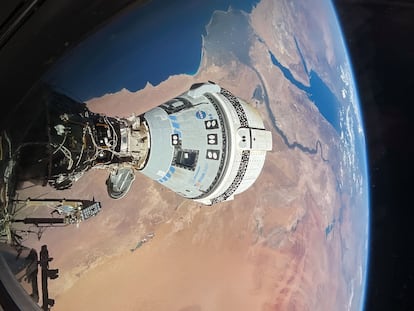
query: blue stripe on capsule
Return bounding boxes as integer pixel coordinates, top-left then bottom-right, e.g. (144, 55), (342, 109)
(171, 122), (180, 129)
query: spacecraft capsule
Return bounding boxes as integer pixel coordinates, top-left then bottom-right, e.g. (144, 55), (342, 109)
(118, 82), (272, 205)
(19, 82), (271, 205)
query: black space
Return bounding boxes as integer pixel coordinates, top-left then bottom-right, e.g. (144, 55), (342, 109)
(0, 0), (413, 310)
(334, 0), (414, 310)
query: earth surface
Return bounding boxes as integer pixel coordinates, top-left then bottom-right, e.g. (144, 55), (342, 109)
(18, 0), (369, 310)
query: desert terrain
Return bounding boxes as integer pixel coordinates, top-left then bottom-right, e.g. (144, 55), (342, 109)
(17, 0), (366, 310)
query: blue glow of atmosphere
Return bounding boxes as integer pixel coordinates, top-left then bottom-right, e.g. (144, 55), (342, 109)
(330, 1), (371, 310)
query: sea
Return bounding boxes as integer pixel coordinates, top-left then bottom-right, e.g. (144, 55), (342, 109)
(269, 50), (341, 133)
(43, 0), (258, 102)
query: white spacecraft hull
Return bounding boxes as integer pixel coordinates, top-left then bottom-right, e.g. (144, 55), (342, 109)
(138, 82), (272, 205)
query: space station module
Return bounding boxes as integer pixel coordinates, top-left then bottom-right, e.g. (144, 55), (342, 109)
(33, 82), (272, 205)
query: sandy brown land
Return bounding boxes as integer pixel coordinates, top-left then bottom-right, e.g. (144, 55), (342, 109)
(16, 0), (365, 310)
